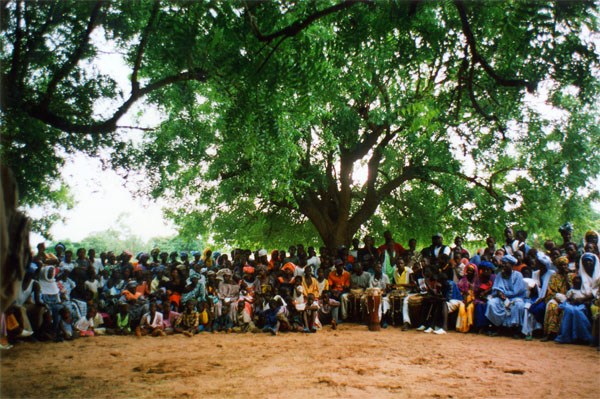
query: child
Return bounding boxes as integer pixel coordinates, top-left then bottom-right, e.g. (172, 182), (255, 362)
(174, 300), (200, 337)
(137, 302), (166, 337)
(75, 309), (96, 337)
(232, 301), (258, 333)
(161, 301), (180, 335)
(566, 276), (586, 304)
(197, 301), (211, 332)
(261, 298), (281, 335)
(114, 303), (131, 335)
(58, 307), (74, 341)
(316, 268), (329, 297)
(303, 293), (319, 333)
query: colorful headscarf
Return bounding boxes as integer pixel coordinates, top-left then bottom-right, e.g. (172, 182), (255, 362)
(282, 262), (295, 273)
(203, 248), (213, 268)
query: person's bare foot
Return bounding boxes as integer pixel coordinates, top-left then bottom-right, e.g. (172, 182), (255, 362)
(183, 331), (193, 337)
(401, 323), (410, 331)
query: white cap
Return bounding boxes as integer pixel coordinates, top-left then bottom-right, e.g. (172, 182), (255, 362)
(258, 249), (268, 257)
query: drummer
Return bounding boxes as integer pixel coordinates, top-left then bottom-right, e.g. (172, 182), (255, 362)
(341, 262), (370, 320)
(366, 263), (392, 328)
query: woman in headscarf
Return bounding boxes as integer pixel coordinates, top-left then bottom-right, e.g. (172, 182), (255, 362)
(529, 252), (556, 327)
(202, 248), (213, 268)
(456, 263), (478, 333)
(541, 256), (573, 341)
(554, 253), (598, 344)
(473, 261), (495, 333)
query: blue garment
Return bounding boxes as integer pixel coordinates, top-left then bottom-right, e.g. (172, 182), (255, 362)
(529, 300), (546, 325)
(555, 303), (593, 343)
(444, 280), (463, 301)
(485, 271), (527, 327)
(474, 303), (489, 328)
(263, 307), (280, 328)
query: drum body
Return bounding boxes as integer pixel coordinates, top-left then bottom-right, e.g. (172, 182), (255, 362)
(389, 290), (406, 326)
(408, 294), (424, 327)
(366, 292), (381, 331)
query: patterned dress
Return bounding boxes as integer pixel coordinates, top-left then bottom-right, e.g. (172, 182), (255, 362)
(543, 273), (573, 335)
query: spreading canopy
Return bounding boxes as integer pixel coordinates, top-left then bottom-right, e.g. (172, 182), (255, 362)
(1, 1), (599, 247)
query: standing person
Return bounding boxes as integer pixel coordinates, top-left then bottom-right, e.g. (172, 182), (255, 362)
(421, 233), (451, 264)
(358, 236), (378, 263)
(558, 222), (575, 254)
(404, 238), (422, 268)
(502, 227), (516, 256)
(478, 237), (497, 261)
(485, 255), (527, 337)
(88, 249), (103, 275)
(54, 243), (66, 263)
(33, 243), (58, 266)
(453, 236), (470, 259)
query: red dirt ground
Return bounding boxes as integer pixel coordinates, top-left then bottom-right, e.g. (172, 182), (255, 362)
(1, 324), (598, 398)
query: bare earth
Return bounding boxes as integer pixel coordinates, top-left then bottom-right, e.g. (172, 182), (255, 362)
(1, 325), (599, 399)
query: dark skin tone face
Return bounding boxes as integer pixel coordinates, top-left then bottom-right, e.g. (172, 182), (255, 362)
(582, 258), (595, 276)
(501, 262), (512, 278)
(586, 234), (598, 245)
(566, 244), (578, 258)
(504, 228), (514, 241)
(560, 230), (572, 243)
(486, 237), (496, 247)
(432, 236), (442, 246)
(408, 239), (417, 251)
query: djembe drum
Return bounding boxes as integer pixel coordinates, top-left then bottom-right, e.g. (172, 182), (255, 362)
(348, 288), (364, 322)
(407, 294), (425, 328)
(389, 290), (407, 326)
(365, 287), (382, 331)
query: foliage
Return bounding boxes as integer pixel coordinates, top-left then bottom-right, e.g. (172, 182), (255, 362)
(2, 1), (599, 248)
(50, 229), (206, 256)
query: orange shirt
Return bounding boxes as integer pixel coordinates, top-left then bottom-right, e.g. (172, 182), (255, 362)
(328, 270), (350, 292)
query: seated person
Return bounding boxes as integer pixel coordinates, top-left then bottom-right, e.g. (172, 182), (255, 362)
(484, 255), (527, 338)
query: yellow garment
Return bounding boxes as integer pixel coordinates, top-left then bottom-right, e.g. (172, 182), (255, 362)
(394, 268), (409, 285)
(199, 309), (209, 325)
(203, 248), (213, 268)
(302, 277), (320, 299)
(455, 292), (474, 333)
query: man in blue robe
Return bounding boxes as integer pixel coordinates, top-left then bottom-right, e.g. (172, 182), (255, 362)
(485, 255), (527, 337)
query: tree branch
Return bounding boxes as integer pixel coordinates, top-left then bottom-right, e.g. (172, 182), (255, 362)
(131, 0), (160, 92)
(42, 0), (105, 104)
(247, 0), (370, 43)
(25, 68), (208, 134)
(454, 0), (537, 93)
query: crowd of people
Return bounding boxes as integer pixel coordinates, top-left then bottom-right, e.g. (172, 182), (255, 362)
(1, 223), (599, 350)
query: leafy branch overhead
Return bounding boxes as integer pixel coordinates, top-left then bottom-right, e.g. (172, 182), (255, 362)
(1, 0), (599, 246)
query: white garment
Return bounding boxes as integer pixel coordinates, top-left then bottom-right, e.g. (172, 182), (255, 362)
(14, 280), (34, 306)
(59, 261), (76, 273)
(579, 254), (600, 297)
(39, 266), (59, 295)
(92, 259), (103, 274)
(142, 311), (164, 328)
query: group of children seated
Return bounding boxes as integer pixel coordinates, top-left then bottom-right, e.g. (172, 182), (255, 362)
(2, 225), (599, 350)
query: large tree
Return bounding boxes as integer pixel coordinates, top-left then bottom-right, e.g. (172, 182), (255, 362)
(2, 1), (599, 247)
(132, 1), (600, 247)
